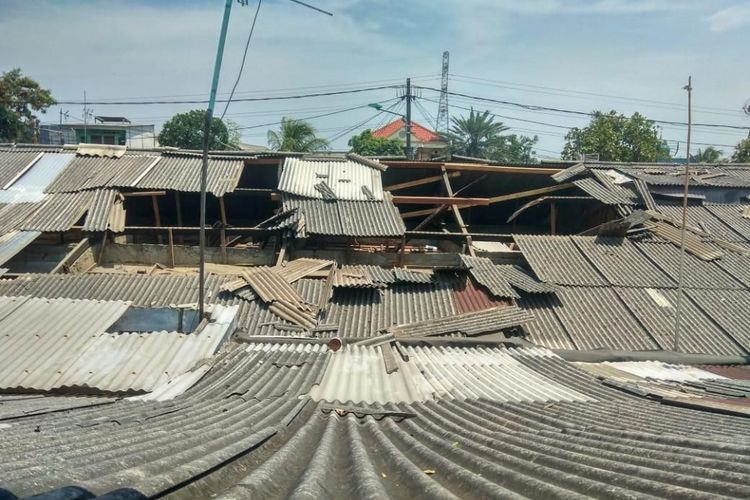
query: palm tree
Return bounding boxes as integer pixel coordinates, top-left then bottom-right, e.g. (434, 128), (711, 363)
(448, 109), (509, 157)
(267, 117), (329, 152)
(691, 146), (723, 163)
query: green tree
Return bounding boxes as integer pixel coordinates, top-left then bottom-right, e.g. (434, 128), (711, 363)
(0, 68), (55, 143)
(733, 138), (750, 163)
(267, 117), (329, 152)
(448, 109), (509, 157)
(348, 129), (403, 156)
(561, 110), (671, 162)
(486, 134), (538, 163)
(158, 110), (230, 150)
(691, 146), (723, 163)
(225, 119), (242, 149)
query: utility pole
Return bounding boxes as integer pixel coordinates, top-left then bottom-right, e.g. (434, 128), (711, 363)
(674, 75), (692, 353)
(405, 77), (413, 160)
(199, 0), (234, 320)
(83, 90), (88, 143)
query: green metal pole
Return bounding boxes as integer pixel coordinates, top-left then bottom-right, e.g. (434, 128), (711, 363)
(199, 0), (234, 319)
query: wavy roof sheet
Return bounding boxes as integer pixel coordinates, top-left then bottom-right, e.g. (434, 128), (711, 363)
(0, 230), (41, 266)
(514, 234), (607, 286)
(45, 155), (159, 192)
(0, 151), (42, 187)
(279, 157), (384, 201)
(0, 153), (73, 203)
(135, 154), (243, 196)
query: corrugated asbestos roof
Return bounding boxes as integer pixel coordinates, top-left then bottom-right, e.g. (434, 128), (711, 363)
(0, 151), (42, 187)
(45, 155), (159, 192)
(0, 296), (235, 394)
(3, 341), (750, 498)
(136, 154), (243, 196)
(279, 157), (384, 201)
(309, 343), (593, 404)
(282, 193), (405, 238)
(514, 234), (608, 286)
(685, 289), (750, 351)
(573, 177), (634, 205)
(0, 230), (41, 266)
(19, 191), (93, 232)
(389, 306), (532, 339)
(0, 153), (74, 203)
(655, 202), (743, 241)
(82, 189), (125, 232)
(703, 204), (750, 241)
(459, 255), (518, 298)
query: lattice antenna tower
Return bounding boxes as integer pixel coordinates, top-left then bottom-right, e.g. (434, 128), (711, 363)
(744, 99), (750, 138)
(436, 51), (450, 135)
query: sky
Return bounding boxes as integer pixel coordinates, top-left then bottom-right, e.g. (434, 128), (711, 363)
(1, 0), (749, 159)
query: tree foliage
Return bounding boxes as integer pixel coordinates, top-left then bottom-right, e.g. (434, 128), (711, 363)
(448, 109), (509, 157)
(267, 117), (328, 152)
(733, 138), (750, 163)
(158, 110), (231, 150)
(0, 68), (55, 143)
(486, 134), (538, 163)
(691, 146), (723, 163)
(348, 129), (403, 156)
(561, 111), (671, 162)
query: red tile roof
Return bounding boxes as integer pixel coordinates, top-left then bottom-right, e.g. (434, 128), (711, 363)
(371, 119), (442, 143)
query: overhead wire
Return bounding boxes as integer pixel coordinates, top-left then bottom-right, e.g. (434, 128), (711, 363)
(220, 0), (263, 120)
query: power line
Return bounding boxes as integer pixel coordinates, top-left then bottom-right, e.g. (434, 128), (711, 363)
(220, 0), (263, 120)
(49, 85), (400, 106)
(415, 86), (750, 131)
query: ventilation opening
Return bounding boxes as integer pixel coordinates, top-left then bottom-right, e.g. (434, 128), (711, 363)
(106, 307), (201, 333)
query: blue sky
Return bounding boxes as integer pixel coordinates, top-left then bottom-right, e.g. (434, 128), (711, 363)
(1, 0), (749, 158)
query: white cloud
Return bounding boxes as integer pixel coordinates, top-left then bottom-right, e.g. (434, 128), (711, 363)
(707, 4), (750, 32)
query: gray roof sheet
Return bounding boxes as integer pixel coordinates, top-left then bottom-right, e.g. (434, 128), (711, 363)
(19, 191), (93, 232)
(573, 177), (634, 205)
(686, 289), (750, 352)
(135, 154), (243, 196)
(82, 189), (124, 232)
(279, 157), (385, 201)
(514, 234), (607, 286)
(389, 306), (533, 338)
(4, 342), (750, 498)
(45, 154), (159, 192)
(0, 153), (73, 203)
(655, 202), (744, 241)
(459, 255), (518, 298)
(0, 151), (42, 187)
(0, 230), (41, 266)
(703, 203), (750, 240)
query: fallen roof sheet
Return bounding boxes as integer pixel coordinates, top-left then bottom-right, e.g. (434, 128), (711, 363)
(279, 157), (385, 201)
(514, 234), (607, 286)
(82, 189), (125, 232)
(388, 306), (532, 339)
(0, 230), (41, 266)
(449, 272), (511, 314)
(274, 258), (332, 283)
(648, 220), (724, 261)
(655, 202), (744, 241)
(282, 193), (405, 238)
(551, 161), (586, 182)
(0, 153), (73, 203)
(332, 265), (380, 288)
(459, 255), (518, 298)
(4, 341), (750, 498)
(573, 177), (634, 205)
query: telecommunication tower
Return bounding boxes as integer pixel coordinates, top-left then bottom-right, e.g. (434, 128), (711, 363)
(436, 51), (450, 135)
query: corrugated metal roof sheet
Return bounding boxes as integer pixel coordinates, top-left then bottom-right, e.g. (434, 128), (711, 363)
(571, 236), (676, 288)
(0, 230), (41, 266)
(391, 267), (433, 283)
(279, 157), (384, 201)
(45, 155), (159, 192)
(514, 234), (607, 286)
(448, 272), (511, 314)
(0, 153), (74, 203)
(309, 343), (593, 404)
(18, 191), (93, 232)
(714, 247), (750, 288)
(389, 306), (533, 339)
(135, 154), (243, 196)
(0, 151), (42, 187)
(633, 240), (744, 290)
(282, 193), (405, 238)
(613, 287), (746, 356)
(612, 163), (750, 188)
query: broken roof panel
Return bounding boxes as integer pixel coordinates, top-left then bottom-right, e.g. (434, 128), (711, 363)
(82, 189), (124, 232)
(551, 161), (586, 182)
(571, 236), (675, 288)
(279, 157), (385, 201)
(45, 155), (159, 192)
(459, 255), (518, 298)
(573, 177), (634, 205)
(655, 202), (743, 241)
(391, 267), (433, 284)
(388, 306), (532, 339)
(135, 153), (243, 196)
(514, 234), (607, 286)
(332, 265), (380, 288)
(0, 153), (74, 203)
(274, 258), (332, 283)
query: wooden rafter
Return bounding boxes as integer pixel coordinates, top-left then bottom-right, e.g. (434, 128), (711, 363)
(382, 161), (562, 175)
(383, 172), (460, 192)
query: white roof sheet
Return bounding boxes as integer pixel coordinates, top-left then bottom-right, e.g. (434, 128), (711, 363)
(278, 157), (385, 201)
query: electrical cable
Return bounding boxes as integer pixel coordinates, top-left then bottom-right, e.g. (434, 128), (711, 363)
(415, 86), (750, 131)
(220, 0), (263, 120)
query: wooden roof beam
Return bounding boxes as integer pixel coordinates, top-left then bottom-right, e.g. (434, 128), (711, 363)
(382, 161), (561, 175)
(383, 172), (460, 192)
(391, 195), (490, 205)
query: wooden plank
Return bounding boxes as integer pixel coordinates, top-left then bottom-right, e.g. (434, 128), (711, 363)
(123, 191), (167, 197)
(50, 238), (90, 274)
(383, 172), (460, 192)
(168, 228), (175, 268)
(487, 183), (575, 204)
(392, 195), (490, 205)
(401, 207), (446, 219)
(219, 196), (228, 260)
(441, 166), (475, 257)
(382, 161), (562, 175)
(151, 195), (162, 226)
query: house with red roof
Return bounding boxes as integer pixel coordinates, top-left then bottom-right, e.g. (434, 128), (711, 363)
(371, 118), (448, 159)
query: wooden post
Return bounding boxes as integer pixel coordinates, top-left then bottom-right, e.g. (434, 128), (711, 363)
(276, 237), (288, 266)
(550, 202), (557, 235)
(175, 192), (183, 244)
(152, 194), (162, 244)
(441, 166), (475, 257)
(168, 228), (175, 268)
(219, 196), (228, 262)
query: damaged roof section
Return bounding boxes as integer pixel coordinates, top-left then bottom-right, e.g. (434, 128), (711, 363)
(279, 156), (385, 201)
